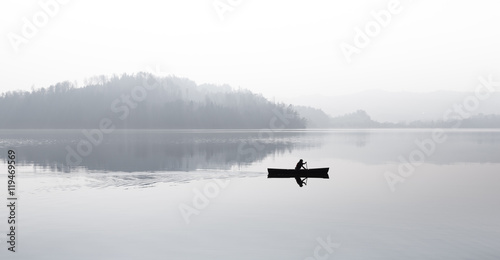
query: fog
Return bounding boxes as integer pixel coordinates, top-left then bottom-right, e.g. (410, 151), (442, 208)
(2, 0), (500, 104)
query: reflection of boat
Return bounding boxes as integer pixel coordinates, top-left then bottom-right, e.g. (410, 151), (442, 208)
(267, 168), (329, 179)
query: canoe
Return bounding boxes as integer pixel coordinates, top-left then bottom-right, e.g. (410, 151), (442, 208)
(267, 168), (329, 179)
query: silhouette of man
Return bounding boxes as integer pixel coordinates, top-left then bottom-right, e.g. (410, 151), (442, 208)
(295, 159), (307, 187)
(295, 159), (306, 170)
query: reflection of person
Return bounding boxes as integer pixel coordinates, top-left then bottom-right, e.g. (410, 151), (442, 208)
(295, 177), (306, 187)
(295, 159), (307, 170)
(295, 159), (307, 187)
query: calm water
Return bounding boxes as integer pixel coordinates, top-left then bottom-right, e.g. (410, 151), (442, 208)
(0, 129), (499, 259)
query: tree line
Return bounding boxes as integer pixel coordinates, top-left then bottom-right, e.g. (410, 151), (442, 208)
(0, 73), (306, 129)
(294, 106), (500, 128)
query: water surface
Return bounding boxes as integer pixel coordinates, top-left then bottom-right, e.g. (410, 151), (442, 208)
(0, 129), (499, 259)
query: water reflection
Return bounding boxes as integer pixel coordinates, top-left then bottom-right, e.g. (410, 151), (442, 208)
(0, 130), (318, 173)
(319, 129), (500, 164)
(1, 129), (500, 174)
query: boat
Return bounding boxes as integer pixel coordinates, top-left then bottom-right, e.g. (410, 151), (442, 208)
(267, 168), (329, 179)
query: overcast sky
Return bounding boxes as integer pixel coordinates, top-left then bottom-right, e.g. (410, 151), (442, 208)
(1, 0), (500, 99)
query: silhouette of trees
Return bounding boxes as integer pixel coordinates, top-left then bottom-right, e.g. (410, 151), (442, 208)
(0, 73), (306, 129)
(295, 106), (500, 129)
(5, 73), (497, 129)
(329, 110), (380, 128)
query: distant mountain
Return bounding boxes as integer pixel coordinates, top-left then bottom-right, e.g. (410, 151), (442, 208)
(287, 90), (500, 123)
(0, 73), (306, 129)
(329, 110), (380, 128)
(294, 107), (380, 128)
(292, 106), (331, 128)
(294, 107), (500, 128)
(4, 75), (498, 129)
(405, 113), (500, 128)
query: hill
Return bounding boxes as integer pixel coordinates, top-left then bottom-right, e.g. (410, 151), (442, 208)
(0, 73), (306, 129)
(294, 107), (500, 128)
(287, 90), (500, 123)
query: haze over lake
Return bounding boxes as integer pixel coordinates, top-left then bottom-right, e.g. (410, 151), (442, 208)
(1, 129), (499, 259)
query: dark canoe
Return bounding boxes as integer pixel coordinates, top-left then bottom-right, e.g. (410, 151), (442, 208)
(267, 168), (329, 179)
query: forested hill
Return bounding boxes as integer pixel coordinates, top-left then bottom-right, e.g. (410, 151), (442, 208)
(0, 73), (306, 129)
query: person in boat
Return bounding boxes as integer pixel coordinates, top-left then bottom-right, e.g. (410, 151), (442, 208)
(295, 159), (307, 170)
(295, 159), (307, 187)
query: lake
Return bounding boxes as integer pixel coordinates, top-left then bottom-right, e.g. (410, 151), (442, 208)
(0, 129), (499, 259)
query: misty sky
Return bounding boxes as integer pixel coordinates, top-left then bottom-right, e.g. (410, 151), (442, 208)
(1, 0), (500, 100)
